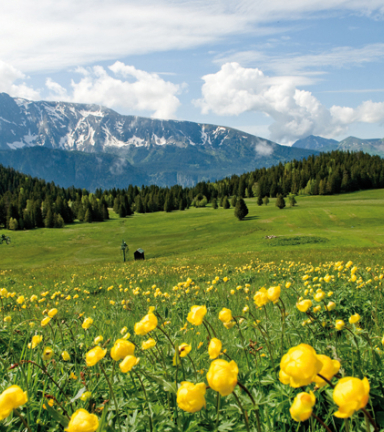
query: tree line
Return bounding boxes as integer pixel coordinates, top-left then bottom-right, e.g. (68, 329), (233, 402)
(1, 150), (383, 230)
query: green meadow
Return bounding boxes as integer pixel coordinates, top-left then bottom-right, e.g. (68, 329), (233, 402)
(1, 189), (384, 271)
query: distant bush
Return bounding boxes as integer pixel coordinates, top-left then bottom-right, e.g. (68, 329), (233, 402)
(267, 236), (328, 247)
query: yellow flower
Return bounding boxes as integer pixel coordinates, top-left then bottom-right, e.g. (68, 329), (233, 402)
(197, 342), (204, 349)
(313, 291), (325, 302)
(0, 385), (28, 420)
(86, 346), (107, 367)
(349, 314), (361, 324)
(41, 317), (51, 327)
(62, 351), (71, 361)
(31, 335), (43, 349)
(312, 355), (340, 388)
(3, 316), (11, 323)
(119, 355), (140, 373)
(382, 335), (384, 346)
(206, 359), (239, 396)
(80, 391), (92, 402)
(326, 302), (336, 311)
(110, 339), (135, 361)
(267, 286), (281, 303)
(187, 305), (207, 326)
(218, 308), (233, 323)
(178, 343), (192, 358)
(335, 320), (345, 331)
(296, 299), (312, 312)
(223, 321), (236, 329)
(324, 275), (332, 283)
(134, 313), (158, 335)
(177, 382), (206, 413)
(142, 338), (156, 350)
(285, 282), (291, 288)
(82, 317), (93, 330)
(290, 391), (316, 422)
(42, 347), (54, 361)
(120, 326), (128, 335)
(94, 335), (103, 344)
(66, 409), (99, 432)
(48, 308), (58, 318)
(333, 377), (370, 418)
(279, 344), (323, 388)
(254, 288), (269, 307)
(208, 338), (222, 359)
(70, 372), (78, 380)
(17, 295), (25, 304)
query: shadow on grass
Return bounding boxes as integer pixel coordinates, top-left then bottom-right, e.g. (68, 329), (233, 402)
(242, 216), (259, 221)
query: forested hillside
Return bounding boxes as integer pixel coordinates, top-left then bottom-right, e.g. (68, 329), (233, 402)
(1, 150), (383, 230)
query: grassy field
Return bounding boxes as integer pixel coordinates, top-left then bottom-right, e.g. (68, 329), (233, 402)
(1, 189), (384, 271)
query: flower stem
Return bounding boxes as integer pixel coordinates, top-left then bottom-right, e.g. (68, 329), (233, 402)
(233, 392), (250, 432)
(133, 370), (153, 432)
(311, 413), (333, 432)
(13, 409), (32, 432)
(99, 363), (121, 432)
(362, 408), (379, 432)
(216, 392), (221, 428)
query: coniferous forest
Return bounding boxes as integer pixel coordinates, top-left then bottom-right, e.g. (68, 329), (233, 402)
(1, 150), (384, 230)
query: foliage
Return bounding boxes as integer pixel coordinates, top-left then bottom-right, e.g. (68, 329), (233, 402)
(1, 257), (384, 431)
(234, 198), (249, 220)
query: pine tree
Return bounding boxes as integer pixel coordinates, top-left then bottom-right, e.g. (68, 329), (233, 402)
(257, 195), (263, 206)
(234, 198), (249, 220)
(275, 194), (286, 209)
(212, 198), (218, 209)
(223, 196), (230, 209)
(263, 196), (269, 205)
(84, 209), (92, 223)
(44, 208), (54, 228)
(288, 193), (297, 207)
(231, 196), (237, 207)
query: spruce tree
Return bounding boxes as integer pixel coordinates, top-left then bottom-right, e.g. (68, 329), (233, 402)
(44, 208), (54, 228)
(223, 196), (230, 209)
(275, 194), (286, 209)
(263, 196), (269, 205)
(257, 195), (263, 206)
(231, 196), (237, 207)
(234, 198), (249, 220)
(212, 198), (218, 209)
(84, 209), (92, 223)
(288, 193), (297, 207)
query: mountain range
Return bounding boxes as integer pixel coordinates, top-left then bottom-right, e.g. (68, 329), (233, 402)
(0, 92), (383, 189)
(292, 135), (384, 157)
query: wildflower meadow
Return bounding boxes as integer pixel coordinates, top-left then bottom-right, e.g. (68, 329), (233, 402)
(1, 257), (384, 431)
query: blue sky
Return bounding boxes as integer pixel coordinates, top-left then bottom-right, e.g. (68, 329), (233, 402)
(1, 0), (384, 144)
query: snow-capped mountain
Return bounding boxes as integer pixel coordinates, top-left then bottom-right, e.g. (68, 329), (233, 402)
(0, 92), (317, 188)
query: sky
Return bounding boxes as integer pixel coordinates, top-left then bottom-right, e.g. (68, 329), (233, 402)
(1, 0), (384, 145)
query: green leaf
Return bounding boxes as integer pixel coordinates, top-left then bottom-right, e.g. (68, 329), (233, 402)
(70, 387), (87, 403)
(45, 403), (69, 428)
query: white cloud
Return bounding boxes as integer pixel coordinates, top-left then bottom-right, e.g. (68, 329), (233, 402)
(195, 62), (384, 143)
(1, 1), (384, 72)
(46, 62), (182, 119)
(255, 140), (274, 156)
(214, 43), (384, 75)
(0, 61), (40, 99)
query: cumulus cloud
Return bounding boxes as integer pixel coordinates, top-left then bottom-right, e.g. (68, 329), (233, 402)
(45, 62), (182, 119)
(255, 140), (274, 156)
(0, 61), (40, 99)
(195, 62), (384, 143)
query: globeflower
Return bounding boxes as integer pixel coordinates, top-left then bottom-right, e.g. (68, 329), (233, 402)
(177, 382), (206, 413)
(349, 314), (361, 324)
(82, 317), (93, 330)
(119, 355), (140, 373)
(66, 409), (99, 432)
(254, 288), (269, 307)
(31, 335), (43, 349)
(48, 308), (58, 318)
(218, 308), (233, 323)
(134, 313), (158, 335)
(290, 391), (316, 422)
(279, 344), (323, 388)
(16, 296), (25, 304)
(223, 321), (236, 329)
(326, 302), (336, 311)
(208, 338), (222, 359)
(41, 317), (51, 327)
(206, 359), (238, 396)
(187, 305), (207, 326)
(312, 355), (340, 388)
(0, 385), (28, 420)
(178, 343), (192, 358)
(42, 347), (54, 361)
(314, 290), (325, 302)
(86, 346), (107, 367)
(142, 338), (156, 350)
(333, 377), (370, 418)
(296, 299), (312, 312)
(62, 351), (71, 362)
(267, 286), (281, 303)
(335, 320), (345, 331)
(111, 339), (135, 361)
(94, 335), (103, 345)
